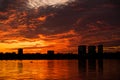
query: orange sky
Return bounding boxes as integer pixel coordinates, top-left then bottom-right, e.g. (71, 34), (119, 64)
(0, 0), (120, 53)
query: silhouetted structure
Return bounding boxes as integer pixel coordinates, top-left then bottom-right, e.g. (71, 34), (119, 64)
(18, 48), (23, 55)
(98, 45), (103, 58)
(88, 46), (96, 54)
(88, 46), (96, 58)
(98, 45), (103, 53)
(78, 45), (86, 58)
(47, 50), (54, 55)
(0, 45), (120, 60)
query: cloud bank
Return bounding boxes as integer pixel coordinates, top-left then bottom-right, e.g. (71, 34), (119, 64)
(0, 0), (120, 53)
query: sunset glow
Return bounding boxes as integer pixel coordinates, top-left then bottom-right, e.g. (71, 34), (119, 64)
(0, 0), (119, 53)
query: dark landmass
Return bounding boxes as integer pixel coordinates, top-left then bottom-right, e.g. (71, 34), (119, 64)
(0, 45), (120, 60)
(0, 52), (120, 60)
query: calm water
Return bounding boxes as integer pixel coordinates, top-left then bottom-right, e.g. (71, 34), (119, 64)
(0, 60), (120, 80)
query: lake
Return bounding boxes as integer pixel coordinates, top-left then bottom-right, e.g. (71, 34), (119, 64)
(0, 60), (120, 80)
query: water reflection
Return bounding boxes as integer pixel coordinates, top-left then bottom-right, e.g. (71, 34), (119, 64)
(88, 59), (96, 72)
(98, 59), (103, 73)
(0, 60), (120, 80)
(78, 59), (86, 72)
(47, 60), (55, 79)
(78, 59), (103, 80)
(18, 60), (23, 73)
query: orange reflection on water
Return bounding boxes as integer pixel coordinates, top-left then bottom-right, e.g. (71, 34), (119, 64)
(0, 60), (81, 80)
(0, 60), (120, 80)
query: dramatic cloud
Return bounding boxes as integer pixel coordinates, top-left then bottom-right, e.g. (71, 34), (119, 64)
(27, 0), (75, 9)
(0, 0), (120, 53)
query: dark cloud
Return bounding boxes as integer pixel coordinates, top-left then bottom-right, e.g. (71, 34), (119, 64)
(0, 0), (120, 52)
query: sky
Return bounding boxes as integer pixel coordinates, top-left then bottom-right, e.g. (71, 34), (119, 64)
(0, 0), (120, 53)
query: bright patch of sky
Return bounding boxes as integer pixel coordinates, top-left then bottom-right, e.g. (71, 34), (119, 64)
(27, 0), (75, 9)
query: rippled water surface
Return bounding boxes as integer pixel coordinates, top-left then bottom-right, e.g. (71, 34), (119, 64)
(0, 60), (120, 80)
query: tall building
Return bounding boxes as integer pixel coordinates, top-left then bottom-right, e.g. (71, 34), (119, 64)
(18, 48), (23, 55)
(98, 45), (103, 54)
(47, 50), (54, 55)
(88, 46), (96, 57)
(98, 45), (103, 58)
(78, 45), (86, 57)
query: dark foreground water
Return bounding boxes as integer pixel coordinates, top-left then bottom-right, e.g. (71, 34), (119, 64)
(0, 60), (120, 80)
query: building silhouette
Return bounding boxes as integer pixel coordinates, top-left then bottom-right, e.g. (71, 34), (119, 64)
(98, 45), (103, 53)
(78, 45), (86, 58)
(88, 46), (96, 58)
(47, 50), (54, 55)
(18, 48), (23, 55)
(98, 45), (103, 58)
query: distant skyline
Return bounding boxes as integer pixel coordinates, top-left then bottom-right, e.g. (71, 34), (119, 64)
(0, 0), (120, 53)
